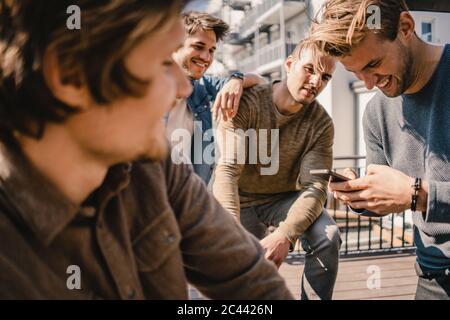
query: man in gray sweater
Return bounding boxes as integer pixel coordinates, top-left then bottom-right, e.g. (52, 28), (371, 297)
(312, 0), (450, 299)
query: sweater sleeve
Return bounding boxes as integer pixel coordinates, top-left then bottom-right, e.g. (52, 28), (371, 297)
(212, 91), (254, 221)
(350, 97), (388, 217)
(276, 119), (334, 244)
(424, 181), (450, 224)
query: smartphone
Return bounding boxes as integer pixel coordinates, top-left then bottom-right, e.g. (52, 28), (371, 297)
(310, 169), (351, 182)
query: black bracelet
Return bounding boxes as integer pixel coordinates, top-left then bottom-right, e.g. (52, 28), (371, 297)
(411, 177), (422, 212)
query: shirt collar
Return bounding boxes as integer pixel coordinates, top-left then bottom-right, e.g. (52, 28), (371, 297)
(0, 142), (131, 246)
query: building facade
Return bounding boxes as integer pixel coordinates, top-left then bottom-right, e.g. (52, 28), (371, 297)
(207, 0), (450, 168)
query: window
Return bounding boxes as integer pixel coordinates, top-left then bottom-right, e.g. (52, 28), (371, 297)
(421, 21), (433, 42)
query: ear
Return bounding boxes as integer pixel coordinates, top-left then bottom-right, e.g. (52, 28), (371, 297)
(42, 48), (90, 111)
(284, 55), (295, 74)
(398, 11), (416, 41)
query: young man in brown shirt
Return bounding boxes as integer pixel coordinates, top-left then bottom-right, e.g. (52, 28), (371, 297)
(0, 0), (293, 299)
(213, 40), (341, 300)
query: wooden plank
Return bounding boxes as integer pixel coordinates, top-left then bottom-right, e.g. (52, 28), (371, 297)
(279, 253), (417, 300)
(334, 275), (418, 291)
(334, 284), (417, 300)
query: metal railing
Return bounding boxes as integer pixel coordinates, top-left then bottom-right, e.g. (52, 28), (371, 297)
(258, 0), (283, 17)
(302, 156), (416, 256)
(237, 41), (297, 73)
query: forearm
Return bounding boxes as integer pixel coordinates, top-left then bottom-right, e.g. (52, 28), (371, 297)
(242, 73), (267, 88)
(212, 164), (241, 221)
(276, 184), (328, 244)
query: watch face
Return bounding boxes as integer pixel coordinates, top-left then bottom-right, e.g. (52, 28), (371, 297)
(232, 72), (244, 80)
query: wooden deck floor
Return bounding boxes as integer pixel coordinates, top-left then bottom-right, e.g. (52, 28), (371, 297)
(189, 251), (418, 300)
(280, 251), (417, 300)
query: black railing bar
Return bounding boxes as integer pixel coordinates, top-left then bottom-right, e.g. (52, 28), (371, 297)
(333, 155), (367, 161)
(339, 246), (416, 257)
(345, 206), (349, 255)
(357, 213), (361, 251)
(368, 217), (372, 250)
(402, 212), (406, 247)
(379, 216), (383, 249)
(390, 214), (395, 248)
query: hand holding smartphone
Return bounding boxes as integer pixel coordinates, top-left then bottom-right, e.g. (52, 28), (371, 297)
(310, 169), (351, 183)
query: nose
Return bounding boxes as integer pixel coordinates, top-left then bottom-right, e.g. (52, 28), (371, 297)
(357, 70), (376, 90)
(173, 63), (192, 99)
(309, 73), (321, 88)
(199, 50), (211, 63)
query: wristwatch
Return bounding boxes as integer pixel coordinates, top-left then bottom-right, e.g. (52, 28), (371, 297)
(229, 71), (244, 81)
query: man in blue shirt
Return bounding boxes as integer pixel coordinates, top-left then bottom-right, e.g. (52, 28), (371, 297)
(312, 0), (450, 299)
(169, 11), (266, 184)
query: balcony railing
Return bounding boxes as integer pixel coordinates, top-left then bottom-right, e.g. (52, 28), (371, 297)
(258, 0), (283, 17)
(239, 9), (258, 37)
(224, 0), (251, 11)
(237, 40), (297, 73)
(259, 38), (283, 66)
(323, 156), (415, 255)
(238, 0), (305, 36)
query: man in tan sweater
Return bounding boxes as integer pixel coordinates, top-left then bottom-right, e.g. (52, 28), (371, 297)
(213, 40), (341, 300)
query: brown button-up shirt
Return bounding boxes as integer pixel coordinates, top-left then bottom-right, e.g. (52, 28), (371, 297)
(0, 142), (293, 299)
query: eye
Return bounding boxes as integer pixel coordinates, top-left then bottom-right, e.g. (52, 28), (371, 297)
(368, 60), (381, 68)
(322, 75), (331, 82)
(304, 66), (314, 73)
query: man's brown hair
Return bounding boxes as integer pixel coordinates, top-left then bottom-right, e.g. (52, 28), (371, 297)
(0, 0), (187, 141)
(182, 11), (229, 42)
(310, 0), (409, 57)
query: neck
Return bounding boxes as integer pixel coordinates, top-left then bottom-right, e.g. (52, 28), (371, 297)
(17, 125), (109, 205)
(272, 81), (305, 115)
(405, 39), (444, 94)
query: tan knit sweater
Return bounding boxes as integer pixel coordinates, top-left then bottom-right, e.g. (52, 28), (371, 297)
(213, 83), (334, 244)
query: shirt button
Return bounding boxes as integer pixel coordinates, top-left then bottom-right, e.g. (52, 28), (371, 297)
(194, 113), (198, 117)
(166, 234), (176, 244)
(80, 207), (96, 218)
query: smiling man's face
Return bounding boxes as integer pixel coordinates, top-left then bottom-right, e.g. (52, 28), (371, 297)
(339, 32), (414, 97)
(173, 28), (217, 80)
(285, 47), (335, 105)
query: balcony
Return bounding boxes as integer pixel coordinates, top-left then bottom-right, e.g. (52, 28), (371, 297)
(238, 0), (306, 36)
(227, 32), (253, 45)
(223, 0), (251, 11)
(237, 40), (297, 74)
(239, 8), (259, 38)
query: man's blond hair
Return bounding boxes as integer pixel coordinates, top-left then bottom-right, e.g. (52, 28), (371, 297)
(310, 0), (409, 57)
(289, 38), (329, 74)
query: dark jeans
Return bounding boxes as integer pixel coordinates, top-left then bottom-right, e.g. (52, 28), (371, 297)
(240, 192), (341, 300)
(415, 263), (450, 300)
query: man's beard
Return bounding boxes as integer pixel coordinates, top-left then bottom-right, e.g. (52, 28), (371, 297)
(182, 61), (201, 81)
(390, 41), (415, 97)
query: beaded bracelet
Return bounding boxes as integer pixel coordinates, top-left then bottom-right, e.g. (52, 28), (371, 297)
(411, 177), (422, 212)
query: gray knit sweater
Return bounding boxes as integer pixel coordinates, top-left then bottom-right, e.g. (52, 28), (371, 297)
(361, 44), (450, 269)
